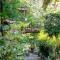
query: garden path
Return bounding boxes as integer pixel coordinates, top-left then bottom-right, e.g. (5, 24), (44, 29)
(24, 53), (42, 60)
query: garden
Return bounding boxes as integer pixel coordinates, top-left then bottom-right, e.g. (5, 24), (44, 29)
(0, 0), (60, 60)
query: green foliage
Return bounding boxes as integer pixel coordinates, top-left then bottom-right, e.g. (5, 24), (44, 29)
(1, 0), (20, 20)
(37, 30), (60, 59)
(0, 41), (25, 60)
(44, 13), (60, 36)
(0, 39), (5, 46)
(38, 30), (56, 46)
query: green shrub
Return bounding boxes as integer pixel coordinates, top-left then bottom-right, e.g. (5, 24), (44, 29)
(44, 13), (60, 37)
(0, 40), (25, 60)
(37, 30), (60, 59)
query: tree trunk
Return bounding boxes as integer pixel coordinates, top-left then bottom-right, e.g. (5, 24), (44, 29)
(0, 0), (4, 36)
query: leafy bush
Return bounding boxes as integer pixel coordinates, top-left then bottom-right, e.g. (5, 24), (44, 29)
(0, 39), (25, 60)
(37, 30), (60, 59)
(44, 13), (60, 37)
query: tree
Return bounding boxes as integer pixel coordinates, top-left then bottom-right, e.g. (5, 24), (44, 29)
(3, 0), (20, 19)
(42, 0), (59, 10)
(0, 0), (4, 36)
(44, 13), (60, 37)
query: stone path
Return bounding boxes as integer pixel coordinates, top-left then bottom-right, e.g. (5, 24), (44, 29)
(24, 53), (41, 60)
